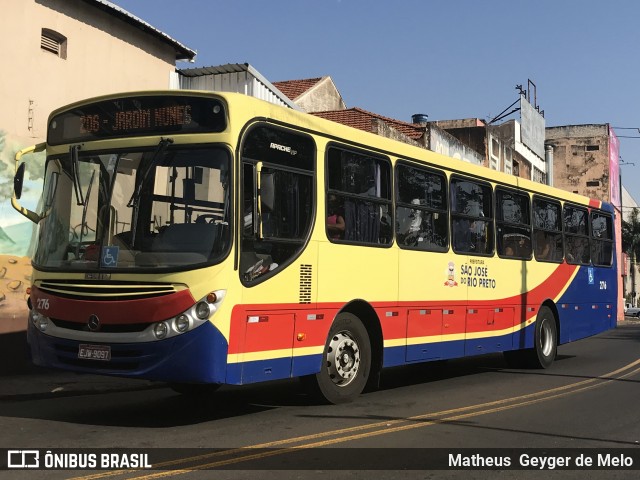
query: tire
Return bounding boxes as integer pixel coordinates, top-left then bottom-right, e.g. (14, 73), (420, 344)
(504, 306), (557, 369)
(305, 312), (371, 404)
(169, 383), (221, 396)
(527, 305), (558, 368)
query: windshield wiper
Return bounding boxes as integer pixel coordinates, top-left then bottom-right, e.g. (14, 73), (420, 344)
(127, 137), (173, 209)
(75, 170), (96, 259)
(128, 137), (173, 246)
(70, 145), (85, 206)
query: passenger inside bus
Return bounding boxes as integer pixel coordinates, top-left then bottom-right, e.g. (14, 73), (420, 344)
(534, 230), (552, 260)
(453, 218), (477, 252)
(327, 194), (345, 240)
(502, 233), (531, 258)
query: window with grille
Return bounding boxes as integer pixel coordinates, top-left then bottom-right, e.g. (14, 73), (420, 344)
(41, 29), (67, 59)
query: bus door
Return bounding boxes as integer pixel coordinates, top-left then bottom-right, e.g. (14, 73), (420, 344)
(235, 124), (316, 384)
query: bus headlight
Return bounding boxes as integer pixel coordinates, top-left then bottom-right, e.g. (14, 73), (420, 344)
(195, 302), (210, 320)
(31, 311), (50, 332)
(154, 322), (169, 339)
(148, 290), (225, 342)
(174, 314), (189, 333)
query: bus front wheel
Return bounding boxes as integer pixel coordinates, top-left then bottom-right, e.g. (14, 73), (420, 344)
(305, 312), (371, 404)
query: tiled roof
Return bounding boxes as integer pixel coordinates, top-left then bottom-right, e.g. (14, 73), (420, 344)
(273, 78), (323, 101)
(312, 107), (424, 140)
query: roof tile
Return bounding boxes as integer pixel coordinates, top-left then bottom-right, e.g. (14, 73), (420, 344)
(273, 78), (323, 101)
(312, 107), (424, 140)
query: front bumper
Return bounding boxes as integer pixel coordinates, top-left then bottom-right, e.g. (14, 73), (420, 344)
(27, 320), (229, 384)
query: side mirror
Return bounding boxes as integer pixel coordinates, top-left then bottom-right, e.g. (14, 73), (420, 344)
(12, 142), (46, 224)
(14, 162), (25, 200)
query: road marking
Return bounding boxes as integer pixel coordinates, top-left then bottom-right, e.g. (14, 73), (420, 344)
(69, 358), (640, 479)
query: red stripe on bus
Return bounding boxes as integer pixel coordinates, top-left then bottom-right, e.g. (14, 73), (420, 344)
(227, 263), (579, 355)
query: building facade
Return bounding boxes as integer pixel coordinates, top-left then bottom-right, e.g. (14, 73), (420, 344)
(0, 0), (195, 334)
(545, 124), (624, 319)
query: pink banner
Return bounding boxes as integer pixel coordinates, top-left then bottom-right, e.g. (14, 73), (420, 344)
(609, 126), (621, 208)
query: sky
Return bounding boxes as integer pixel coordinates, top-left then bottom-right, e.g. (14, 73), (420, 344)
(114, 0), (640, 202)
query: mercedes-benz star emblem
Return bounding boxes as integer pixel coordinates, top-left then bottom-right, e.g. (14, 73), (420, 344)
(87, 314), (101, 332)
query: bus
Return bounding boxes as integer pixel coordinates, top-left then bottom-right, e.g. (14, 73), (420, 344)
(12, 91), (617, 403)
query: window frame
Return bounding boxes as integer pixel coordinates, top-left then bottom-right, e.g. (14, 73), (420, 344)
(563, 203), (591, 265)
(532, 195), (564, 264)
(325, 143), (393, 248)
(495, 187), (532, 260)
(239, 123), (317, 286)
(449, 175), (494, 256)
(590, 210), (614, 267)
(394, 160), (449, 252)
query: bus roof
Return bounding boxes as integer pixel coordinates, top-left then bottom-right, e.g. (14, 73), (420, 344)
(47, 90), (610, 211)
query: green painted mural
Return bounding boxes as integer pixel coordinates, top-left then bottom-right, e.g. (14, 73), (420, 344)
(0, 130), (45, 334)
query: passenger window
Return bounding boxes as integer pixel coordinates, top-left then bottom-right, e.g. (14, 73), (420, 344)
(395, 163), (448, 251)
(326, 147), (392, 245)
(240, 125), (315, 283)
(563, 204), (590, 265)
(532, 197), (563, 263)
(496, 188), (531, 259)
(450, 177), (493, 255)
(591, 211), (613, 266)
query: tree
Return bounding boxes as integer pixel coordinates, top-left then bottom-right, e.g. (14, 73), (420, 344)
(622, 207), (640, 306)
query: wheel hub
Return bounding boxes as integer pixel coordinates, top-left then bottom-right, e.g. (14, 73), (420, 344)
(539, 318), (553, 357)
(327, 331), (361, 387)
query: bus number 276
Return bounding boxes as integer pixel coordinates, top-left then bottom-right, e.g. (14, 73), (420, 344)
(37, 298), (50, 310)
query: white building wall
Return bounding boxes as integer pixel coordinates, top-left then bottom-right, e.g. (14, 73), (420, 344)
(178, 69), (295, 109)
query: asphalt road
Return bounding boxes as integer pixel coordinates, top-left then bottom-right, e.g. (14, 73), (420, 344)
(1, 320), (639, 479)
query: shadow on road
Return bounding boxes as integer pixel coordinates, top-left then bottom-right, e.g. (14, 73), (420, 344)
(1, 324), (638, 429)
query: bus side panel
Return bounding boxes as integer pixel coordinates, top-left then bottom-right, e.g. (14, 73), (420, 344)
(227, 305), (294, 384)
(464, 307), (515, 355)
(556, 264), (617, 344)
(398, 251), (467, 365)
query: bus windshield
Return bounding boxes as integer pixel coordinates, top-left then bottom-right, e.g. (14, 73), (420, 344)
(33, 144), (231, 271)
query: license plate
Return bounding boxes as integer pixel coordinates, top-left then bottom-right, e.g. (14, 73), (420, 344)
(78, 344), (111, 361)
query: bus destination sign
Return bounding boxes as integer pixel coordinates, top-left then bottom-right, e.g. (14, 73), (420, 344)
(48, 95), (226, 145)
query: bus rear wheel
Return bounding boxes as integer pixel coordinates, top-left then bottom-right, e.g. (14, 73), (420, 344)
(529, 306), (557, 368)
(504, 305), (557, 369)
(305, 312), (371, 404)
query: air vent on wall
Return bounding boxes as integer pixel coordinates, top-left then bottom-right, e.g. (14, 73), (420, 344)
(41, 29), (67, 59)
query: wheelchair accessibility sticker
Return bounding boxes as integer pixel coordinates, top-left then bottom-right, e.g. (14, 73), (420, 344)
(588, 267), (594, 285)
(102, 246), (119, 267)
